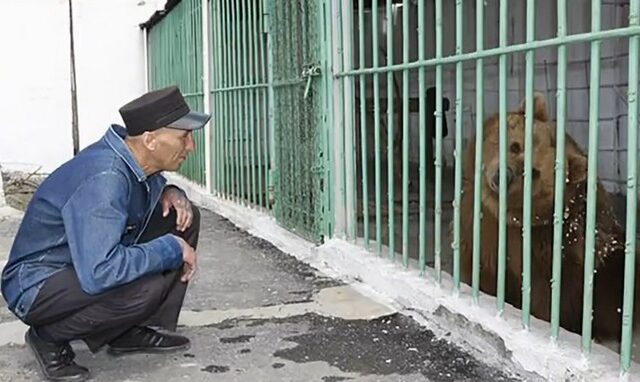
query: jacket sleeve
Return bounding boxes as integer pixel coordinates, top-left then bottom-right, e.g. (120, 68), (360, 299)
(61, 171), (183, 295)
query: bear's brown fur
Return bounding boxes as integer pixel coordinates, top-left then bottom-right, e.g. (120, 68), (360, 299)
(459, 93), (639, 343)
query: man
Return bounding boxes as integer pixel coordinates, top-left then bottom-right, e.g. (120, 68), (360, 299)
(1, 86), (210, 381)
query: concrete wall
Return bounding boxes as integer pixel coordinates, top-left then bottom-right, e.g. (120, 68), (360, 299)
(0, 0), (164, 173)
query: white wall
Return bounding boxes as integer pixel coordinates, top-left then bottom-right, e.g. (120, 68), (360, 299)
(0, 0), (164, 173)
(0, 0), (71, 173)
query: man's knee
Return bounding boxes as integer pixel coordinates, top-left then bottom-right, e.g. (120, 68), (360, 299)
(112, 271), (177, 317)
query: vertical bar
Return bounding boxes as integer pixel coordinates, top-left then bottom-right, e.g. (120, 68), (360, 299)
(551, 0), (567, 341)
(248, 0), (256, 205)
(266, 0), (276, 212)
(434, 0), (443, 283)
(212, 0), (222, 194)
(143, 27), (149, 92)
(244, 0), (255, 206)
(386, 0), (395, 261)
(496, 0), (508, 313)
(521, 0), (536, 328)
(344, 0), (357, 240)
(401, 0), (410, 269)
(260, 0), (269, 208)
(417, 0), (426, 274)
(359, 0), (369, 249)
(471, 0), (484, 302)
(229, 0), (237, 199)
(581, 0), (601, 352)
(252, 0), (263, 208)
(224, 0), (232, 198)
(202, 0), (212, 193)
(372, 0), (382, 256)
(333, 0), (346, 236)
(239, 0), (246, 203)
(621, 0), (639, 373)
(452, 0), (463, 291)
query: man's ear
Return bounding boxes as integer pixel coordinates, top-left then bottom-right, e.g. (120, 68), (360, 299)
(142, 131), (158, 151)
(567, 152), (588, 184)
(518, 91), (549, 122)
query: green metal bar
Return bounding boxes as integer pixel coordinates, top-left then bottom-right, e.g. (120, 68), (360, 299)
(266, 0), (276, 213)
(417, 0), (426, 274)
(290, 2), (301, 233)
(336, 0), (347, 238)
(322, 0), (334, 239)
(337, 26), (640, 77)
(372, 0), (382, 257)
(247, 0), (256, 206)
(434, 0), (443, 283)
(386, 0), (395, 261)
(550, 0), (567, 342)
(358, 0), (369, 250)
(261, 0), (270, 209)
(620, 0), (639, 373)
(251, 0), (263, 208)
(496, 0), (508, 314)
(401, 0), (409, 269)
(211, 83), (268, 93)
(242, 0), (253, 205)
(223, 0), (231, 198)
(581, 0), (601, 353)
(214, 0), (223, 195)
(344, 0), (357, 240)
(238, 0), (246, 203)
(471, 0), (484, 302)
(521, 0), (536, 330)
(452, 0), (463, 292)
(229, 0), (237, 200)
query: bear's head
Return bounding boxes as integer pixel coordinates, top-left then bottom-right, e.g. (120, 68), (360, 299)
(479, 93), (588, 226)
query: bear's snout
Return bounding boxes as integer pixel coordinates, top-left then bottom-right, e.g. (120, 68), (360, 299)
(489, 167), (514, 193)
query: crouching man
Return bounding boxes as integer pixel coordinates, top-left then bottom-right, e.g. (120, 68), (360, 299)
(1, 86), (210, 381)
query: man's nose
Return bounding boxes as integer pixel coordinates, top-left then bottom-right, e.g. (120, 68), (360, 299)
(185, 133), (195, 152)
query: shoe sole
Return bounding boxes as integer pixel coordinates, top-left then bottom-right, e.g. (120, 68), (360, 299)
(25, 333), (91, 382)
(107, 342), (190, 356)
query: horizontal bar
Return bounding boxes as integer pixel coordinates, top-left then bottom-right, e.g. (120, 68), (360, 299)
(211, 83), (268, 93)
(336, 26), (640, 77)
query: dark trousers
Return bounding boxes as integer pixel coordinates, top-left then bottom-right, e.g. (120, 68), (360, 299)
(23, 205), (200, 352)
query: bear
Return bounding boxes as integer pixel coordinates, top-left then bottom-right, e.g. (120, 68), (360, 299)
(459, 92), (640, 344)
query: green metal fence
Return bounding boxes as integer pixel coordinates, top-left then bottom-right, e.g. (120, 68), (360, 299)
(147, 0), (207, 186)
(145, 0), (640, 374)
(333, 0), (639, 374)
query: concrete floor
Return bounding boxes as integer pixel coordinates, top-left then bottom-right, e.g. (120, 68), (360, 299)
(0, 205), (524, 381)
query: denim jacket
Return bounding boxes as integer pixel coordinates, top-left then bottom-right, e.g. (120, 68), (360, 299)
(1, 125), (183, 319)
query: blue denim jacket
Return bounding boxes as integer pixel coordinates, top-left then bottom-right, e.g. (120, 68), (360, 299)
(1, 125), (183, 320)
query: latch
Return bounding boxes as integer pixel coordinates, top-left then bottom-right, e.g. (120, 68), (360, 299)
(301, 65), (321, 99)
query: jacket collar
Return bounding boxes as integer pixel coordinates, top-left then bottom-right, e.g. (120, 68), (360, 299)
(103, 124), (148, 182)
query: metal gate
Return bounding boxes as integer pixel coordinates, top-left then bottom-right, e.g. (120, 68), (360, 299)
(268, 0), (328, 243)
(146, 0), (206, 186)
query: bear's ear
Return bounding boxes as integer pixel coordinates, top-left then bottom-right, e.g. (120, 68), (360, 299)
(567, 152), (588, 184)
(518, 92), (549, 122)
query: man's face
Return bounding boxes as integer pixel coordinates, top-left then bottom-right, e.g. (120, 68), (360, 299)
(149, 128), (195, 171)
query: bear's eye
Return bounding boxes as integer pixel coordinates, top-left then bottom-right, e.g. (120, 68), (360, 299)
(532, 168), (540, 179)
(510, 142), (522, 154)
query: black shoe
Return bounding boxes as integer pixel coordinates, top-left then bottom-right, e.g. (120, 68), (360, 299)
(24, 328), (90, 382)
(107, 326), (190, 355)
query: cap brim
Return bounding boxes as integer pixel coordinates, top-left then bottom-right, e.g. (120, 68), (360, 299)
(166, 111), (211, 130)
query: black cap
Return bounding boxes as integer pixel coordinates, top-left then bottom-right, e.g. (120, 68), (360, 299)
(118, 86), (211, 136)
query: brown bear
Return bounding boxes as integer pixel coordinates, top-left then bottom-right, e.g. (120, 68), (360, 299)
(459, 92), (639, 344)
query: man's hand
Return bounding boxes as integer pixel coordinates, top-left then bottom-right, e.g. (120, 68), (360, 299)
(174, 236), (197, 283)
(161, 186), (193, 232)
